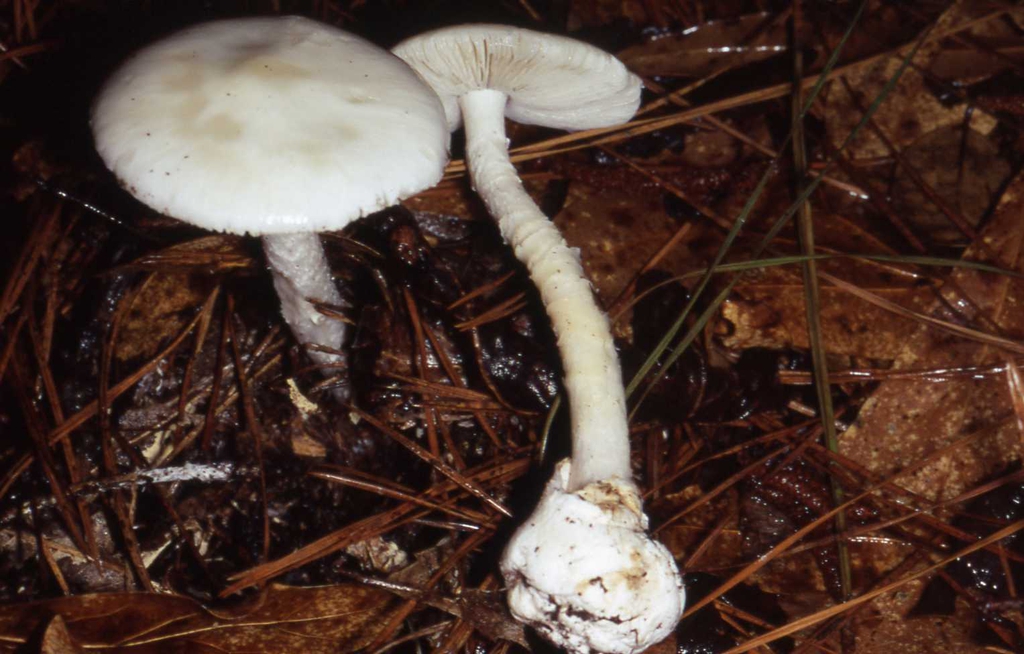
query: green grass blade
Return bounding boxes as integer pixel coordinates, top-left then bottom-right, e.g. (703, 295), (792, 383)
(625, 0), (872, 402)
(791, 0), (851, 600)
(632, 9), (938, 413)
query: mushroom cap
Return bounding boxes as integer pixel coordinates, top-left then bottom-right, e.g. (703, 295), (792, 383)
(500, 460), (685, 654)
(392, 24), (642, 132)
(92, 16), (449, 236)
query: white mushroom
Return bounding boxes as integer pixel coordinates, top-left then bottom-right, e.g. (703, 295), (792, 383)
(394, 25), (684, 654)
(92, 16), (449, 395)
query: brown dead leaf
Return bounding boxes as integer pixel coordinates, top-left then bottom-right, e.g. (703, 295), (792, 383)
(0, 583), (393, 654)
(718, 213), (926, 359)
(555, 181), (693, 305)
(458, 588), (529, 646)
(840, 172), (1024, 501)
(926, 3), (1024, 83)
(618, 13), (788, 78)
(823, 48), (997, 160)
(567, 0), (652, 28)
(39, 616), (82, 654)
(115, 272), (212, 362)
(891, 126), (1011, 243)
(120, 234), (255, 275)
(929, 45), (1024, 85)
(404, 182), (479, 219)
(114, 236), (252, 362)
(848, 576), (988, 654)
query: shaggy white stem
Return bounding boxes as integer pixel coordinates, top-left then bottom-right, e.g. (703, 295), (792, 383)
(460, 88), (630, 491)
(262, 233), (347, 382)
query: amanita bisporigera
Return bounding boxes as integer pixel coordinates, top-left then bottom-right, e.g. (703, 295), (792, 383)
(92, 16), (449, 396)
(394, 25), (685, 654)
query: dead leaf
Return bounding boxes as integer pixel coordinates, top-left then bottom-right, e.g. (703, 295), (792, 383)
(847, 576), (987, 654)
(891, 126), (1011, 243)
(618, 13), (788, 78)
(929, 45), (1024, 85)
(840, 172), (1024, 501)
(39, 615), (82, 654)
(555, 182), (692, 305)
(823, 47), (997, 160)
(120, 234), (255, 274)
(0, 583), (393, 654)
(567, 0), (652, 28)
(458, 588), (529, 646)
(718, 214), (926, 359)
(115, 272), (212, 362)
(345, 536), (409, 573)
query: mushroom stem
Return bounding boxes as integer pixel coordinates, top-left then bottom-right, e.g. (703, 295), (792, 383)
(262, 233), (347, 384)
(460, 88), (630, 491)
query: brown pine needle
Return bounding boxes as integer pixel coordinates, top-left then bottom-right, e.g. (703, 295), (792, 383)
(821, 271), (1024, 355)
(99, 277), (156, 592)
(222, 504), (427, 597)
(0, 291), (213, 499)
(455, 293), (527, 330)
(1006, 359), (1024, 440)
(778, 361), (1024, 385)
(655, 437), (800, 533)
(200, 293), (232, 452)
(310, 466), (489, 525)
(222, 458), (529, 595)
(684, 511), (735, 570)
(599, 146), (732, 231)
(403, 289), (442, 458)
(421, 322), (506, 448)
(0, 312), (28, 386)
(0, 39), (53, 62)
(722, 519), (1024, 654)
(349, 406), (511, 518)
(0, 199), (59, 325)
(364, 529), (492, 651)
(226, 295), (271, 563)
(448, 271), (516, 310)
(388, 374), (500, 404)
(681, 408), (1024, 622)
(177, 285), (222, 437)
(9, 358), (89, 557)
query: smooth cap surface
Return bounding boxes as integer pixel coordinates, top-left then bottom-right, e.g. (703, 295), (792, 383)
(92, 16), (449, 235)
(392, 24), (642, 131)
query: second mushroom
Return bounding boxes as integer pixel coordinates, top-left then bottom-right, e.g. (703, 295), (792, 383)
(92, 16), (449, 398)
(394, 25), (686, 654)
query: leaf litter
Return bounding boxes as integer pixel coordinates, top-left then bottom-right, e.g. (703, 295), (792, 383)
(3, 1), (1024, 653)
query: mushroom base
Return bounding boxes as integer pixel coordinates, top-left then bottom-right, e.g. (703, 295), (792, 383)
(500, 460), (685, 654)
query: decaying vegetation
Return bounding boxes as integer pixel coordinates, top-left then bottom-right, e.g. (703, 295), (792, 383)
(3, 1), (1024, 652)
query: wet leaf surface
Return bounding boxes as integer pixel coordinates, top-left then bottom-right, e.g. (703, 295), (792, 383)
(0, 584), (393, 653)
(840, 172), (1024, 501)
(822, 42), (998, 160)
(618, 13), (791, 79)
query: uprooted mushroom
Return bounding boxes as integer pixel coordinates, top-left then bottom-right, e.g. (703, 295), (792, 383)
(394, 25), (686, 654)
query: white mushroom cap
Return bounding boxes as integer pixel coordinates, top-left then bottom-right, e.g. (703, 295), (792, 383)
(501, 460), (685, 654)
(92, 16), (449, 235)
(392, 24), (642, 131)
